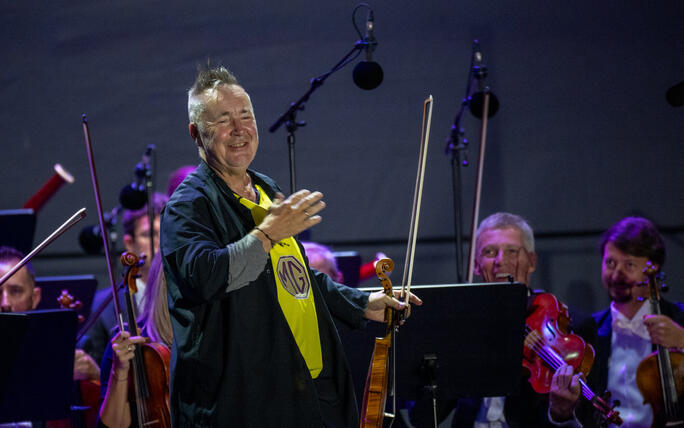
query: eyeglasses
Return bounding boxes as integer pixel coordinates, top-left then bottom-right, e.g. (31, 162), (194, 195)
(480, 246), (524, 259)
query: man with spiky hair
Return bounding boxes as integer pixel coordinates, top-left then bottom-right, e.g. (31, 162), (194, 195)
(161, 65), (420, 427)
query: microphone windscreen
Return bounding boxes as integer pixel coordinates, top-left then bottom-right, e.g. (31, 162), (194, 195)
(666, 80), (684, 107)
(469, 91), (500, 118)
(353, 61), (384, 90)
(79, 225), (103, 254)
(119, 183), (147, 210)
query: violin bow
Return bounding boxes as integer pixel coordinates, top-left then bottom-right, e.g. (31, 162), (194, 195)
(465, 90), (492, 283)
(360, 95), (433, 428)
(81, 114), (126, 333)
(394, 94), (434, 422)
(0, 208), (86, 287)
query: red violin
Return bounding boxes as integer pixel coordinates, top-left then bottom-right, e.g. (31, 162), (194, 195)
(523, 293), (622, 426)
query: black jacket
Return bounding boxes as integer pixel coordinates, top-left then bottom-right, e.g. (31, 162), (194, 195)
(161, 162), (369, 427)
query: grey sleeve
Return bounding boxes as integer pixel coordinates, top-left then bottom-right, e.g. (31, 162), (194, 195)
(226, 233), (269, 292)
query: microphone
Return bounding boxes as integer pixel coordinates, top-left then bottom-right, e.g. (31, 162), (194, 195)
(353, 9), (384, 90)
(119, 145), (154, 210)
(79, 208), (118, 254)
(468, 40), (500, 118)
(666, 80), (684, 107)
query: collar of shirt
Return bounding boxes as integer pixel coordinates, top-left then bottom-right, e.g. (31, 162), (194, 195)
(610, 301), (651, 341)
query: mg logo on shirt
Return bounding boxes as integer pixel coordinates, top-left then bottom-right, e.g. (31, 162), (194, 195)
(276, 255), (311, 299)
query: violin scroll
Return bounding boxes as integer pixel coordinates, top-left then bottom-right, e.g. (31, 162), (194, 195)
(57, 289), (84, 323)
(120, 252), (144, 294)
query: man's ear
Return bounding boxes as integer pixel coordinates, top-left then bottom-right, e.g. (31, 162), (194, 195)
(528, 251), (538, 274)
(189, 122), (203, 147)
(31, 286), (41, 310)
(473, 259), (482, 276)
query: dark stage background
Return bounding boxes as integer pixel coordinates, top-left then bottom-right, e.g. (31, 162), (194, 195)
(2, 0), (683, 318)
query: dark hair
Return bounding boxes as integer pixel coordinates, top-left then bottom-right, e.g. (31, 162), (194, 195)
(187, 65), (241, 125)
(188, 64), (240, 98)
(600, 216), (666, 267)
(0, 246), (36, 282)
(122, 192), (168, 237)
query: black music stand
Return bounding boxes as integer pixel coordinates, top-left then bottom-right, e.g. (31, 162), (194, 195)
(0, 209), (36, 255)
(35, 275), (98, 321)
(0, 309), (77, 423)
(338, 282), (528, 409)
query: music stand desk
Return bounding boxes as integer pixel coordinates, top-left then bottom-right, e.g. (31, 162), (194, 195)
(0, 309), (77, 423)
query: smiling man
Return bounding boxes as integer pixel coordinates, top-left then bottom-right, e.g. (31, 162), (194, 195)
(445, 213), (558, 428)
(550, 217), (684, 427)
(474, 211), (538, 288)
(160, 65), (420, 428)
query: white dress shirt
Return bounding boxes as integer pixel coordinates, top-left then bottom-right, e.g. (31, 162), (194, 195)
(607, 302), (653, 428)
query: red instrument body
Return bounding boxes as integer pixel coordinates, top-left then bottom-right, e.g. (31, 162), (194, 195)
(523, 293), (594, 393)
(523, 293), (622, 425)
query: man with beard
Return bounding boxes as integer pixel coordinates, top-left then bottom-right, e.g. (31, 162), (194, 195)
(549, 217), (684, 427)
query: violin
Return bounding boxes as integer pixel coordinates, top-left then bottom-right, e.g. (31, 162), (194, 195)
(524, 293), (622, 426)
(636, 262), (684, 427)
(120, 252), (171, 427)
(360, 259), (398, 427)
(80, 116), (169, 427)
(359, 95), (433, 427)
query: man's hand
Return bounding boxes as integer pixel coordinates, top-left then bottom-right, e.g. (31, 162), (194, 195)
(549, 363), (582, 422)
(364, 290), (423, 323)
(254, 190), (326, 249)
(73, 349), (100, 381)
(644, 314), (684, 348)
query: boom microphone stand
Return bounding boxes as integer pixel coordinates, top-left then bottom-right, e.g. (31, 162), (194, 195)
(444, 40), (499, 282)
(269, 4), (377, 194)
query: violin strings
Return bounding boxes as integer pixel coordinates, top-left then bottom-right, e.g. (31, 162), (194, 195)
(526, 325), (620, 423)
(524, 327), (593, 401)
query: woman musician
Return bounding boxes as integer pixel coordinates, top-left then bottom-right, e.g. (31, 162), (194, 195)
(98, 252), (172, 428)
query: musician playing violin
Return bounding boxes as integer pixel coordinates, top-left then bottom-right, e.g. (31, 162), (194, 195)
(441, 213), (575, 428)
(160, 65), (421, 427)
(98, 252), (171, 428)
(551, 217), (684, 427)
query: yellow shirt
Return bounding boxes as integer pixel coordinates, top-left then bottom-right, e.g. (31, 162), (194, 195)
(237, 185), (323, 378)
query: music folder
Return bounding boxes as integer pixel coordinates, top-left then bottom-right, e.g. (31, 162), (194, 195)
(0, 208), (36, 255)
(0, 309), (77, 422)
(338, 282), (528, 404)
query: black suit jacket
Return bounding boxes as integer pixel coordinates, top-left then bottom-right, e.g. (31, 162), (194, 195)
(573, 299), (684, 427)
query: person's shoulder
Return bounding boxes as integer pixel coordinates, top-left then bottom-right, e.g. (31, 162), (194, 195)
(165, 164), (218, 215)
